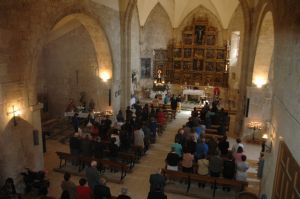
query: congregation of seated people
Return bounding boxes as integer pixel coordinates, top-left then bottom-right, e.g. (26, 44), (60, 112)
(191, 100), (230, 134)
(164, 115), (249, 191)
(63, 101), (175, 199)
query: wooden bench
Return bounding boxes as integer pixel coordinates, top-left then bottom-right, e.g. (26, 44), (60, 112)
(188, 173), (215, 192)
(161, 168), (248, 197)
(131, 145), (144, 159)
(103, 150), (136, 170)
(204, 133), (223, 141)
(205, 128), (219, 134)
(161, 169), (190, 191)
(56, 152), (81, 171)
(215, 177), (248, 192)
(99, 159), (129, 180)
(56, 152), (129, 181)
(78, 156), (129, 181)
(118, 152), (136, 169)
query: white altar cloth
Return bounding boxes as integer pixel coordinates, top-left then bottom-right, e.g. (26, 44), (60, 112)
(182, 89), (205, 97)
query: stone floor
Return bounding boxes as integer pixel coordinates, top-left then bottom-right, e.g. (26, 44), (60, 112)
(44, 111), (261, 199)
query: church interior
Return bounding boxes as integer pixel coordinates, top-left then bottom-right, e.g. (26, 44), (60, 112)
(0, 0), (300, 198)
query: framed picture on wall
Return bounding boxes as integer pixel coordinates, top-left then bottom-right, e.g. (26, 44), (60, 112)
(141, 58), (151, 78)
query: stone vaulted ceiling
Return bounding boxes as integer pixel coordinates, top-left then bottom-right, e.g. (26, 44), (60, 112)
(137, 0), (240, 28)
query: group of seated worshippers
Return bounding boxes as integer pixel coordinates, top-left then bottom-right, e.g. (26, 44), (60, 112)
(191, 101), (229, 134)
(60, 167), (132, 199)
(69, 102), (170, 160)
(164, 116), (249, 191)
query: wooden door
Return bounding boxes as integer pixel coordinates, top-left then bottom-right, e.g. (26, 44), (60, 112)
(272, 141), (300, 199)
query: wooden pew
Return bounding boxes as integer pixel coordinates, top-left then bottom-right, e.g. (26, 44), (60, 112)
(161, 168), (248, 197)
(215, 177), (248, 192)
(103, 150), (136, 169)
(78, 156), (129, 181)
(161, 169), (190, 192)
(131, 145), (144, 159)
(99, 159), (129, 181)
(118, 152), (136, 169)
(56, 152), (129, 181)
(204, 133), (223, 141)
(56, 152), (80, 171)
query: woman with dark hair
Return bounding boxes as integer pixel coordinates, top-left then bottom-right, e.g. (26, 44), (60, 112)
(61, 172), (77, 199)
(76, 178), (92, 199)
(236, 155), (249, 182)
(234, 146), (244, 163)
(222, 152), (236, 191)
(218, 135), (229, 156)
(181, 148), (194, 173)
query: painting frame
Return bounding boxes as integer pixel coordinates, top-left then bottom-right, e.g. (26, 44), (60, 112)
(141, 58), (151, 79)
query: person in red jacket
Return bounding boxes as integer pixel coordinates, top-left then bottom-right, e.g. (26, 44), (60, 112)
(76, 178), (92, 199)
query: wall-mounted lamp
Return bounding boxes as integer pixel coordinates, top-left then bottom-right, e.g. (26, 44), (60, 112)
(7, 105), (22, 126)
(253, 77), (267, 88)
(100, 71), (110, 82)
(261, 133), (272, 153)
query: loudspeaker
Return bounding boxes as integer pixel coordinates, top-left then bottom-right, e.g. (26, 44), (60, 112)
(33, 130), (39, 145)
(245, 98), (250, 117)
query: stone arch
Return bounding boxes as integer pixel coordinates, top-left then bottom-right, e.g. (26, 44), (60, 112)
(143, 2), (173, 28)
(130, 5), (141, 96)
(49, 13), (113, 82)
(121, 0), (139, 109)
(252, 11), (274, 87)
(36, 13), (114, 115)
(140, 2), (173, 86)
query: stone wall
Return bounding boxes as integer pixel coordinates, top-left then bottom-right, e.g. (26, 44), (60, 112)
(130, 6), (141, 94)
(40, 25), (106, 117)
(139, 3), (173, 89)
(246, 0), (300, 197)
(0, 0), (122, 186)
(227, 5), (245, 90)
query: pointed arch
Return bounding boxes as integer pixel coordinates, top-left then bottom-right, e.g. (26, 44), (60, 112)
(252, 11), (274, 87)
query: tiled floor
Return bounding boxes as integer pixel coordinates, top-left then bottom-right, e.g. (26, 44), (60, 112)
(44, 111), (261, 199)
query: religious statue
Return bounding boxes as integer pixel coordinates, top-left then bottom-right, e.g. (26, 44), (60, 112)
(195, 25), (205, 44)
(131, 71), (138, 94)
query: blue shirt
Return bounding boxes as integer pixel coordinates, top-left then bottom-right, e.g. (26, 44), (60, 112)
(196, 142), (208, 159)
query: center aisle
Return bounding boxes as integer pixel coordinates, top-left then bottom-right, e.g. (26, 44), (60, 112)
(108, 111), (194, 199)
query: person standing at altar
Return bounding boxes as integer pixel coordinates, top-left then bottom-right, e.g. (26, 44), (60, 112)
(170, 95), (178, 119)
(126, 106), (133, 121)
(163, 94), (170, 105)
(72, 113), (80, 132)
(66, 98), (76, 112)
(176, 95), (182, 112)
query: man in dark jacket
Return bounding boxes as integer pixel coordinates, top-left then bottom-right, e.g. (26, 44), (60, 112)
(93, 177), (111, 199)
(69, 133), (81, 156)
(170, 95), (178, 119)
(149, 169), (166, 192)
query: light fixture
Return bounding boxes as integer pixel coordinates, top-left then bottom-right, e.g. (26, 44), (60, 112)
(253, 77), (267, 88)
(7, 105), (22, 126)
(100, 71), (110, 82)
(261, 133), (272, 153)
(153, 69), (166, 91)
(247, 121), (263, 141)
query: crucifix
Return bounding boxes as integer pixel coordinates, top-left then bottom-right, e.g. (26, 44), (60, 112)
(7, 105), (19, 126)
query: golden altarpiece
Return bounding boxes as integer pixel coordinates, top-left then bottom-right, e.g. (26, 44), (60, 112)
(153, 18), (229, 87)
